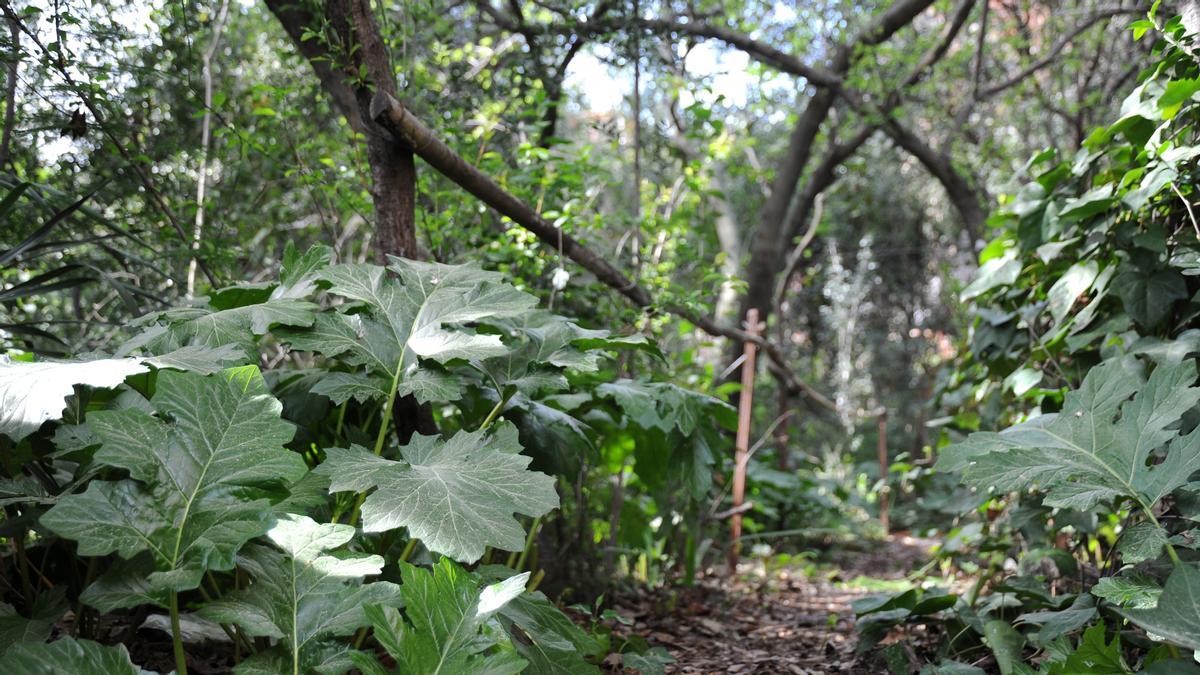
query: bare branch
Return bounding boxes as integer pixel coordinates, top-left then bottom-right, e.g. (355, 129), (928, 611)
(977, 7), (1142, 100)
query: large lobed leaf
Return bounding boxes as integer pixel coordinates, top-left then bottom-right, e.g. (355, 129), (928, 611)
(279, 258), (538, 393)
(351, 559), (529, 675)
(318, 421), (557, 563)
(121, 243), (330, 359)
(0, 345), (246, 441)
(0, 638), (153, 674)
(937, 358), (1200, 513)
(200, 514), (402, 674)
(41, 367), (307, 610)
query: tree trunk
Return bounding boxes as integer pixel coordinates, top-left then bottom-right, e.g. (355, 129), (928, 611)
(265, 0), (420, 260)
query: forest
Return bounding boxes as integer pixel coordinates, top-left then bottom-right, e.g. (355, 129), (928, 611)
(2, 0), (1200, 672)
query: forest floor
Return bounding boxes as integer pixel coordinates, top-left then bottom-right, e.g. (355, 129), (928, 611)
(607, 534), (939, 674)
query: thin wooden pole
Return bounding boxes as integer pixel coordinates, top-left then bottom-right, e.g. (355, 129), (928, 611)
(878, 410), (890, 533)
(729, 308), (763, 573)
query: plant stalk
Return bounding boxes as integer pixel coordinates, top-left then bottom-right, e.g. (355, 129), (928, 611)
(348, 358), (407, 526)
(169, 591), (188, 675)
(515, 515), (542, 572)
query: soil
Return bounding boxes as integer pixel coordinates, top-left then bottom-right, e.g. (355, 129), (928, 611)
(604, 534), (938, 674)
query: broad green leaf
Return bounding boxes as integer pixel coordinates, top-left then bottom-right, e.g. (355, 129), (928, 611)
(984, 619), (1025, 675)
(310, 371), (390, 405)
(622, 649), (675, 675)
(1118, 522), (1168, 564)
(1122, 564), (1200, 650)
(1017, 594), (1097, 644)
(280, 258), (537, 403)
(353, 559), (529, 674)
(920, 662), (986, 675)
(1091, 574), (1162, 609)
(199, 514), (402, 674)
(0, 588), (66, 651)
(0, 355), (148, 440)
(478, 565), (604, 673)
(597, 380), (736, 434)
(1114, 264), (1187, 329)
(126, 296), (318, 358)
(394, 365), (463, 404)
(938, 358), (1200, 513)
(1046, 261), (1099, 325)
(318, 421), (558, 562)
(1044, 621), (1128, 675)
(0, 638), (153, 674)
(41, 367), (307, 610)
(505, 394), (595, 476)
(962, 253), (1020, 300)
(273, 242), (333, 300)
(474, 311), (650, 397)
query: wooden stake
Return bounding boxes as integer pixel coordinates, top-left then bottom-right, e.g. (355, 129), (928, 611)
(729, 308), (763, 574)
(877, 411), (890, 533)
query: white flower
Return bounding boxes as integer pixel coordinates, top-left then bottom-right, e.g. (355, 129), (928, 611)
(551, 267), (570, 290)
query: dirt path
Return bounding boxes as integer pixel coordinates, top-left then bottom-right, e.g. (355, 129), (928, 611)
(609, 535), (936, 674)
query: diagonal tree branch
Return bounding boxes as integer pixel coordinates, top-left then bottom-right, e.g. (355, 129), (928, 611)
(369, 91), (838, 410)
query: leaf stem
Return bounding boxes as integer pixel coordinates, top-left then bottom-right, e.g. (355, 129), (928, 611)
(169, 591), (188, 675)
(479, 391), (512, 430)
(1144, 509), (1181, 565)
(515, 515), (542, 572)
(348, 358), (407, 526)
(399, 537), (419, 563)
(334, 400), (348, 440)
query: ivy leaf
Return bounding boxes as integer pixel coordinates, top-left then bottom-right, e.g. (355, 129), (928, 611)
(962, 252), (1020, 300)
(318, 421), (557, 563)
(938, 358), (1200, 513)
(1121, 564), (1200, 650)
(1114, 263), (1187, 329)
(1046, 261), (1099, 325)
(351, 560), (529, 675)
(199, 514), (402, 674)
(0, 638), (153, 674)
(41, 367), (307, 610)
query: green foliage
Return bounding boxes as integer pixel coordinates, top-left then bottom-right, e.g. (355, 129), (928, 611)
(351, 560), (529, 674)
(0, 638), (153, 674)
(0, 247), (727, 672)
(42, 366), (307, 611)
(198, 514), (402, 674)
(884, 9), (1200, 672)
(319, 423), (558, 563)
